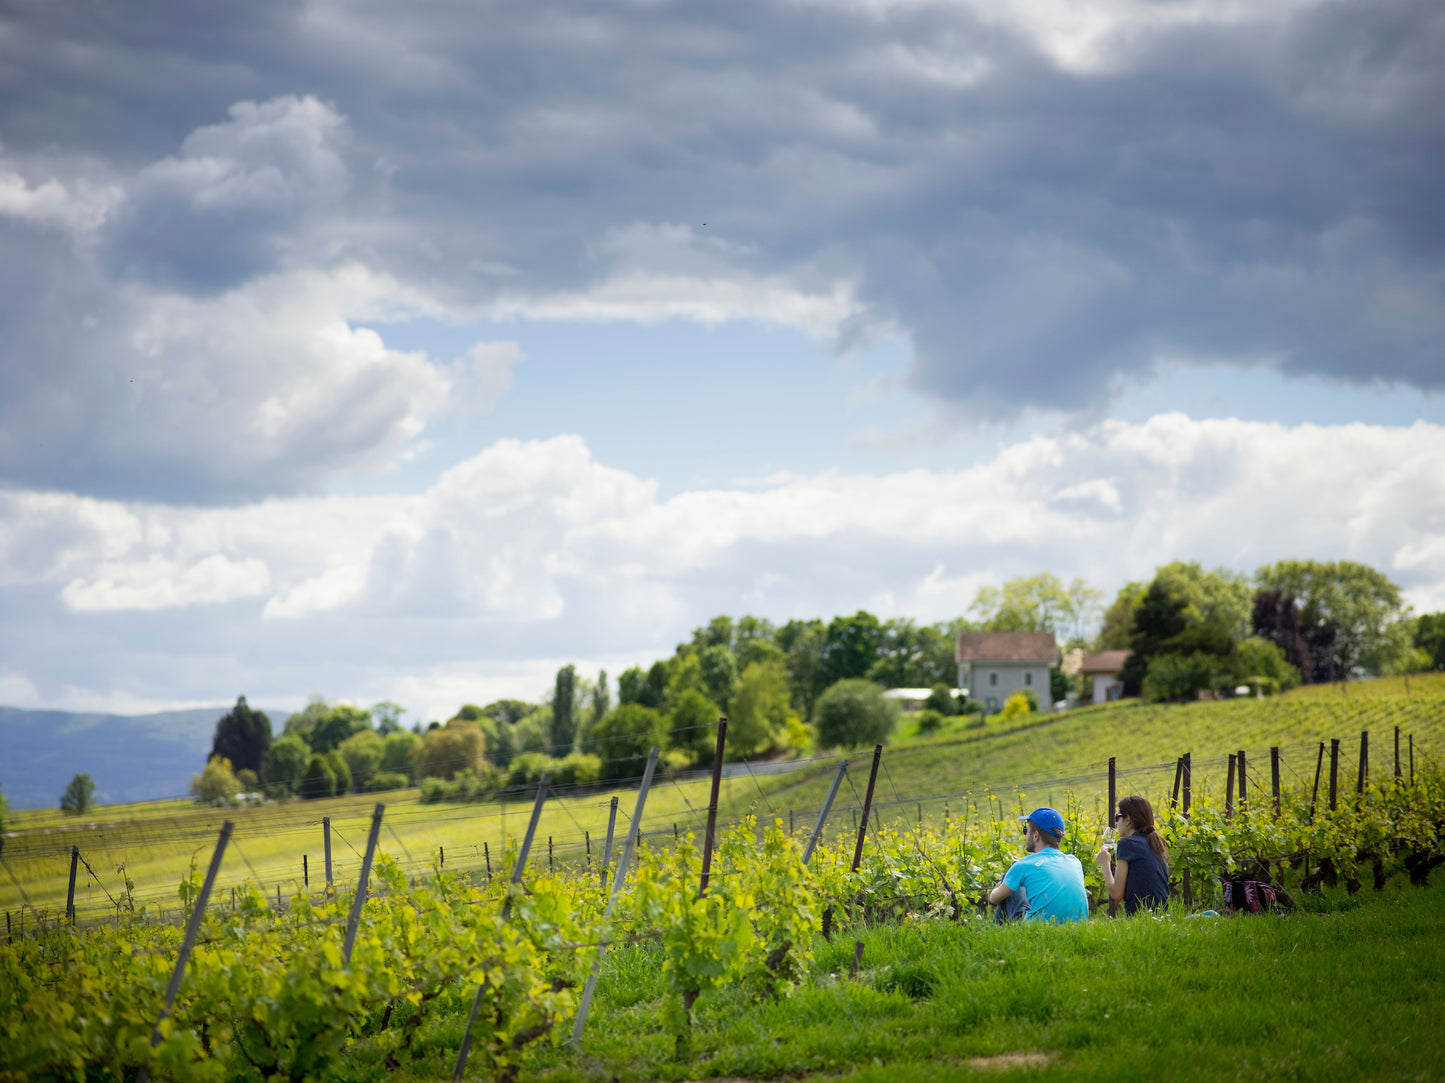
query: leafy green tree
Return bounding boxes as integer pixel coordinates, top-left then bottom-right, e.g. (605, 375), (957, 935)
(1232, 635), (1301, 693)
(591, 704), (668, 782)
(727, 660), (792, 757)
(690, 615), (735, 651)
(814, 679), (897, 750)
(1154, 562), (1253, 641)
(1095, 582), (1146, 650)
(924, 683), (958, 715)
(592, 670), (610, 721)
(262, 735), (310, 796)
(1252, 589), (1312, 678)
(970, 573), (1102, 647)
(552, 665), (577, 753)
(310, 705), (371, 755)
(666, 652), (706, 704)
(380, 731), (421, 781)
(617, 666), (648, 706)
(208, 696), (272, 777)
(667, 688), (722, 764)
(371, 701), (406, 736)
(698, 644), (738, 709)
(822, 610), (884, 687)
(191, 756), (242, 805)
(1256, 559), (1407, 677)
(416, 717), (486, 780)
(327, 750), (353, 794)
(281, 696), (330, 745)
(236, 768), (259, 791)
(735, 615), (781, 671)
(778, 618), (826, 720)
(298, 755), (337, 799)
(869, 619), (929, 688)
(480, 699), (533, 726)
(1414, 613), (1445, 671)
(339, 730), (385, 788)
(60, 772), (95, 814)
(1141, 653), (1225, 703)
(1119, 580), (1188, 696)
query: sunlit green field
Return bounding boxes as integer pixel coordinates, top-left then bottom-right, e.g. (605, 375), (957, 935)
(4, 673), (1441, 927)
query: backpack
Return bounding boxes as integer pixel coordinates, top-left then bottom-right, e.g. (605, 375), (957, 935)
(1222, 879), (1277, 914)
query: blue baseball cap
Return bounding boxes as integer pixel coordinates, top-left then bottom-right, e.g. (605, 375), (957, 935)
(1019, 807), (1066, 837)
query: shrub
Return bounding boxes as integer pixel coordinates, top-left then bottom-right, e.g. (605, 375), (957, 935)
(1142, 652), (1225, 702)
(191, 756), (242, 805)
(998, 691), (1033, 722)
(814, 679), (898, 749)
(379, 731), (421, 781)
(298, 755), (337, 799)
(365, 771), (410, 793)
(327, 750), (353, 795)
(236, 768), (259, 791)
(551, 752), (602, 787)
(508, 752), (552, 787)
(419, 777), (449, 803)
(916, 708), (945, 735)
(924, 684), (957, 715)
(262, 735), (311, 796)
(416, 717), (485, 780)
(60, 773), (96, 815)
(592, 704), (669, 782)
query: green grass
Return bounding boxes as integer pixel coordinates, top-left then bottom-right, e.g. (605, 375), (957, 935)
(363, 875), (1445, 1081)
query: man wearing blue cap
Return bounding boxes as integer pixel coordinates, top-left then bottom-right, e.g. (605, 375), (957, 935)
(986, 806), (1089, 923)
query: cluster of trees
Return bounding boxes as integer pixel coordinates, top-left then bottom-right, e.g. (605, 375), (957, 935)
(181, 559), (1438, 808)
(1098, 559), (1437, 703)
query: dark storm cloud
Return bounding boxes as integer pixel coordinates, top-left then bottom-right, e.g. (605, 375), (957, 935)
(1, 0), (1440, 499)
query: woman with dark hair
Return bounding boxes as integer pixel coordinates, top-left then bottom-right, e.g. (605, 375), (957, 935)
(1095, 794), (1170, 914)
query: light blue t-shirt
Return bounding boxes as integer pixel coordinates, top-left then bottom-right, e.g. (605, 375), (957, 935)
(1002, 846), (1088, 923)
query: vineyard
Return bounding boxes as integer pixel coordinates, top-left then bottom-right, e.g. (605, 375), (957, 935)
(4, 694), (1445, 1081)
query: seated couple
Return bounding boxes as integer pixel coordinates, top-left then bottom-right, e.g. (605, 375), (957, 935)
(987, 798), (1169, 923)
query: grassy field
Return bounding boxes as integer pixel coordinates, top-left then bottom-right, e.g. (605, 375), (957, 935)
(523, 878), (1445, 1082)
(4, 674), (1442, 925)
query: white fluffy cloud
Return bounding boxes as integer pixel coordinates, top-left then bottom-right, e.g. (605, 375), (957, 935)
(2, 414), (1441, 720)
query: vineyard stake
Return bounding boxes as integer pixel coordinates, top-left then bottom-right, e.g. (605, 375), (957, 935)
(276, 885), (281, 911)
(1271, 747), (1281, 816)
(1225, 754), (1236, 820)
(1107, 757), (1117, 918)
(791, 809), (795, 834)
(917, 802), (922, 825)
(66, 846), (78, 925)
(1357, 730), (1368, 801)
(5, 912), (9, 944)
(303, 854), (308, 889)
(341, 804), (385, 964)
(699, 718), (729, 898)
(1237, 749), (1247, 810)
(585, 830), (591, 864)
(1310, 742), (1324, 820)
(323, 817), (333, 892)
(454, 775), (554, 1082)
(1171, 758), (1183, 810)
(439, 845), (444, 868)
(1395, 727), (1401, 780)
(483, 841), (491, 880)
(803, 760), (847, 865)
(571, 747), (660, 1046)
(1409, 735), (1414, 785)
(1329, 739), (1340, 811)
(851, 745), (883, 874)
(601, 796), (618, 889)
(549, 835), (554, 871)
(1182, 753), (1191, 815)
(136, 820), (232, 1083)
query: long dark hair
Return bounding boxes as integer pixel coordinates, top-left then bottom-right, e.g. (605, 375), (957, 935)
(1118, 795), (1168, 865)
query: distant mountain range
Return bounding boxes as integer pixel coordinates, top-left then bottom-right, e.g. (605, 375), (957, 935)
(0, 705), (290, 809)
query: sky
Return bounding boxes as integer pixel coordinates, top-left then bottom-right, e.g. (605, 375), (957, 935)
(1, 0), (1441, 726)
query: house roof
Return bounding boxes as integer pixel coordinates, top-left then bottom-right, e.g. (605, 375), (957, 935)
(1080, 649), (1131, 674)
(955, 631), (1057, 664)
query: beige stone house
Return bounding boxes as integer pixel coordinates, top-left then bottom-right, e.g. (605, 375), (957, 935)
(1080, 649), (1131, 704)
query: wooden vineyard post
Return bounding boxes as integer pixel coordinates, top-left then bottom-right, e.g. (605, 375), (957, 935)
(1237, 749), (1247, 811)
(1329, 739), (1340, 812)
(802, 760), (848, 865)
(66, 846), (79, 924)
(571, 748), (660, 1046)
(136, 821), (232, 1083)
(1225, 754), (1236, 820)
(439, 846), (444, 868)
(698, 718), (729, 898)
(1395, 727), (1402, 780)
(1180, 752), (1192, 907)
(601, 796), (618, 890)
(323, 817), (333, 891)
(1182, 753), (1191, 815)
(548, 836), (553, 871)
(483, 842), (491, 881)
(833, 744), (883, 944)
(1171, 758), (1183, 810)
(1107, 757), (1117, 918)
(1310, 742), (1325, 821)
(1271, 747), (1281, 817)
(1357, 730), (1368, 803)
(342, 805), (385, 964)
(585, 830), (591, 865)
(303, 854), (308, 889)
(1410, 736), (1414, 785)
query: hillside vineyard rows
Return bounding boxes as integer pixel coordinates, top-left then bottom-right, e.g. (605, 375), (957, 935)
(3, 691), (1443, 1081)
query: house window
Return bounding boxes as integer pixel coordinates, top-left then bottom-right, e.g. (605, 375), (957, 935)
(1025, 672), (1033, 687)
(989, 672), (998, 687)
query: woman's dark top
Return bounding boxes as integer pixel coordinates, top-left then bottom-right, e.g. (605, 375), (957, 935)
(1117, 835), (1170, 914)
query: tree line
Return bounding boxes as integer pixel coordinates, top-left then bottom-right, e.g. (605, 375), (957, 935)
(170, 559), (1441, 808)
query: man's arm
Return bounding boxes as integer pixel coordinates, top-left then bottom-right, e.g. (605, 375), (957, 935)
(987, 880), (1013, 905)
